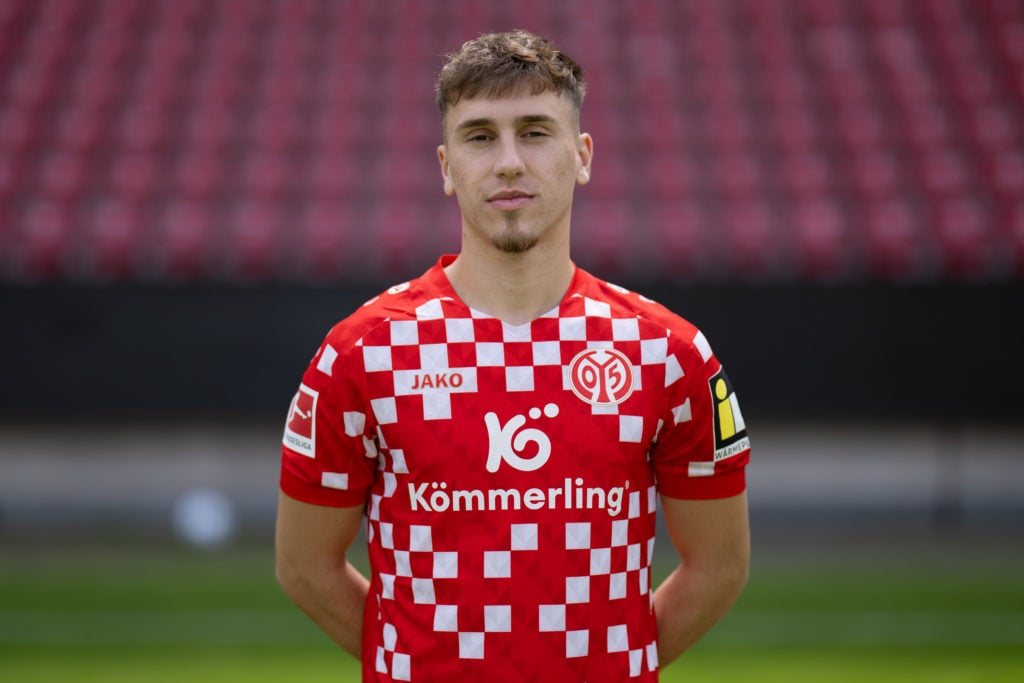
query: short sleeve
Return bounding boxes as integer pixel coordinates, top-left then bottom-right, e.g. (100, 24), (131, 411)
(279, 334), (379, 507)
(650, 330), (750, 500)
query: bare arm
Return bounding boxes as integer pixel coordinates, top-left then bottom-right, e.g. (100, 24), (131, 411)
(653, 492), (750, 666)
(275, 490), (369, 658)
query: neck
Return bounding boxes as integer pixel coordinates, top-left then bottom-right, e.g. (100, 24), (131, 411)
(444, 240), (574, 326)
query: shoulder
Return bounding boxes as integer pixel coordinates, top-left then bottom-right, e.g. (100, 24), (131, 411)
(320, 273), (436, 357)
(577, 269), (714, 365)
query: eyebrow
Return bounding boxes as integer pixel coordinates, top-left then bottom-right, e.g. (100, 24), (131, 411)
(455, 114), (559, 132)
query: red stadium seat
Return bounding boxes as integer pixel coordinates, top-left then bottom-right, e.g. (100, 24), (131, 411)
(35, 150), (90, 200)
(144, 25), (195, 69)
(0, 106), (42, 153)
(0, 150), (15, 203)
(846, 148), (906, 199)
(642, 151), (696, 200)
(4, 61), (60, 111)
(650, 200), (712, 280)
(834, 104), (890, 152)
(767, 103), (823, 152)
(173, 149), (228, 200)
(372, 152), (440, 201)
(968, 103), (1021, 150)
(915, 146), (972, 198)
(861, 197), (930, 280)
(802, 0), (853, 25)
(791, 198), (851, 281)
(181, 105), (237, 152)
(117, 104), (171, 152)
(12, 199), (76, 280)
(152, 199), (216, 280)
(721, 199), (788, 279)
(306, 149), (360, 199)
(932, 197), (997, 279)
(239, 150), (293, 199)
(712, 151), (765, 199)
(705, 105), (755, 151)
(995, 21), (1024, 69)
(1, 0), (1021, 284)
(366, 201), (429, 279)
(223, 200), (285, 280)
(245, 105), (305, 151)
(54, 106), (107, 153)
(195, 54), (249, 104)
(779, 149), (834, 198)
(897, 104), (954, 150)
(108, 152), (163, 201)
(984, 150), (1024, 201)
(863, 0), (914, 25)
(1008, 202), (1024, 274)
(67, 63), (121, 112)
(130, 61), (188, 110)
(85, 199), (146, 280)
(294, 200), (360, 281)
(572, 199), (632, 278)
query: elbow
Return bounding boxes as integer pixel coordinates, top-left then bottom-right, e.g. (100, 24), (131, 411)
(724, 554), (750, 603)
(275, 557), (296, 597)
(733, 559), (750, 596)
(725, 531), (751, 599)
(275, 550), (351, 610)
(274, 556), (291, 590)
(698, 552), (748, 607)
(729, 540), (751, 587)
(275, 552), (310, 604)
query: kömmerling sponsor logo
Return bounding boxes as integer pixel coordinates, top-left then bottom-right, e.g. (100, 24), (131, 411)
(408, 477), (630, 517)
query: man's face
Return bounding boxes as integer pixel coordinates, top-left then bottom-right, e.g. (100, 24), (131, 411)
(438, 89), (593, 254)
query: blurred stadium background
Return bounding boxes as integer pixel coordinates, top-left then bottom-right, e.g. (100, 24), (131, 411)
(1, 0), (1022, 680)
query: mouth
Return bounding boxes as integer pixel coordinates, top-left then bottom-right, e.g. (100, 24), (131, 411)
(487, 190), (534, 211)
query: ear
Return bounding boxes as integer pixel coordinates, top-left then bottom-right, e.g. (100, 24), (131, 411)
(437, 144), (455, 196)
(576, 133), (594, 185)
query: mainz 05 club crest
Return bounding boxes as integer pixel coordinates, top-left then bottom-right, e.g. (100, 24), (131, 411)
(568, 348), (636, 406)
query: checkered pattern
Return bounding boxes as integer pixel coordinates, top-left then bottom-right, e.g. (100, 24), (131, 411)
(371, 507), (660, 678)
(430, 523), (536, 660)
(371, 522), (463, 678)
(539, 485), (659, 672)
(280, 256), (750, 681)
(356, 291), (684, 426)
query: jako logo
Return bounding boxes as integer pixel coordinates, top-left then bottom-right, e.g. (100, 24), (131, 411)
(485, 404), (560, 473)
(410, 372), (463, 390)
(569, 348), (635, 406)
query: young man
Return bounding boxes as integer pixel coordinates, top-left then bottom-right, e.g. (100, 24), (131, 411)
(276, 30), (750, 682)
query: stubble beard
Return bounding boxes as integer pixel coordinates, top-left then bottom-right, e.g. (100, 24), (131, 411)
(490, 214), (539, 254)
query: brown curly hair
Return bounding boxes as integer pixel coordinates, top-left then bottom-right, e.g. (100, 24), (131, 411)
(435, 30), (586, 122)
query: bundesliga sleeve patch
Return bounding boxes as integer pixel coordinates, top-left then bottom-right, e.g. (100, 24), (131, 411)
(708, 368), (749, 462)
(283, 384), (318, 458)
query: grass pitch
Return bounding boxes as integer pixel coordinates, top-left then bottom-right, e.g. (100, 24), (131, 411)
(1, 542), (1021, 682)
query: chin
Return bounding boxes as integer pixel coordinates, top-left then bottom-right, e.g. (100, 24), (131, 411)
(491, 233), (540, 254)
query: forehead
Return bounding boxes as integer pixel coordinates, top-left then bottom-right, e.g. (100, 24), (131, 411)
(444, 89), (577, 132)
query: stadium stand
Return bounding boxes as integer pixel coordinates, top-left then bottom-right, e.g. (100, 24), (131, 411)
(0, 0), (1022, 285)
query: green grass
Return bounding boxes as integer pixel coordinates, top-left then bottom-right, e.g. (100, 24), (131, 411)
(1, 543), (1021, 682)
(2, 644), (1019, 683)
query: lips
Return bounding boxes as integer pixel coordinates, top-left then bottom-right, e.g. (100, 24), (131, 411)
(488, 190), (534, 211)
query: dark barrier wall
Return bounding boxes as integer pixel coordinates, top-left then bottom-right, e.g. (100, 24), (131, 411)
(1, 282), (1021, 423)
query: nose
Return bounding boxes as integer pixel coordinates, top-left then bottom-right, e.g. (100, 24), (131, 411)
(493, 137), (525, 179)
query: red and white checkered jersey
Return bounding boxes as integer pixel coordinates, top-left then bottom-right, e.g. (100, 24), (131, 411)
(281, 255), (750, 682)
